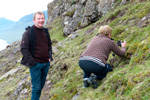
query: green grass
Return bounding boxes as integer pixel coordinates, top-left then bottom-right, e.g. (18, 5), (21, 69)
(48, 17), (66, 42)
(47, 1), (150, 100)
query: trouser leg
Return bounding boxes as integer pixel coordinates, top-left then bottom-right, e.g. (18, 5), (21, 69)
(79, 60), (91, 78)
(30, 63), (42, 100)
(83, 70), (91, 78)
(41, 62), (50, 89)
(79, 60), (105, 80)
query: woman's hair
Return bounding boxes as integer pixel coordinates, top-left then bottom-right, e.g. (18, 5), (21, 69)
(33, 11), (45, 20)
(99, 25), (112, 36)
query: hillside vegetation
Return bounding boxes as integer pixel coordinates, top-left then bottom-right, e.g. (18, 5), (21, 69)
(47, 1), (150, 100)
(0, 1), (150, 100)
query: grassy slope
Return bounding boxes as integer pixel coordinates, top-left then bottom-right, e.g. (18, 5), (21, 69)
(0, 1), (150, 100)
(47, 1), (150, 100)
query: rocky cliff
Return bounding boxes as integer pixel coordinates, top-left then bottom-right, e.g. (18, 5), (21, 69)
(1, 0), (150, 100)
(46, 0), (135, 36)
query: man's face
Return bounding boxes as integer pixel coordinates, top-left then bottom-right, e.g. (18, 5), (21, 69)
(33, 14), (45, 28)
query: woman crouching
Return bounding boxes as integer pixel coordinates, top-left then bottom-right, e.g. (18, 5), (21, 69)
(79, 25), (127, 89)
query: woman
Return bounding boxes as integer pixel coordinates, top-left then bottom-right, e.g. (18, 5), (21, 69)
(79, 25), (127, 89)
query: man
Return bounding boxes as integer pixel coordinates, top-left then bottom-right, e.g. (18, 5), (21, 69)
(79, 25), (127, 89)
(20, 11), (53, 100)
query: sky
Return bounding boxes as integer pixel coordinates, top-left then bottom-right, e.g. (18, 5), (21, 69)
(0, 0), (53, 22)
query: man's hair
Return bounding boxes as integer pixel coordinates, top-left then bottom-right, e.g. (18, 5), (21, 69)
(99, 25), (112, 36)
(33, 11), (45, 20)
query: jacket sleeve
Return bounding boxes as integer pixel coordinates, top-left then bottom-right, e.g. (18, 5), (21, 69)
(20, 30), (37, 66)
(111, 41), (126, 57)
(48, 33), (53, 61)
(49, 47), (53, 61)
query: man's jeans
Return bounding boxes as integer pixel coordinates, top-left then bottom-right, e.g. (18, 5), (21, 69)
(30, 62), (50, 100)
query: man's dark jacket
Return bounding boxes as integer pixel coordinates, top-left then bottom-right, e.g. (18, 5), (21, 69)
(20, 26), (53, 68)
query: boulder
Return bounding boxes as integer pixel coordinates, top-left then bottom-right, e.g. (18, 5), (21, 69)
(138, 13), (150, 28)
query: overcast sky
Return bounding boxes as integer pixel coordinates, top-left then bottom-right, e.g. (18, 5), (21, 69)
(0, 0), (53, 21)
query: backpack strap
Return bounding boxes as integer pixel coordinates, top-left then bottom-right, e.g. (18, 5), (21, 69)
(43, 28), (53, 60)
(43, 28), (52, 46)
(26, 26), (36, 57)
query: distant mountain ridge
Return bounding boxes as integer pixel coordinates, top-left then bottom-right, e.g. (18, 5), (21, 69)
(0, 11), (48, 43)
(0, 18), (16, 32)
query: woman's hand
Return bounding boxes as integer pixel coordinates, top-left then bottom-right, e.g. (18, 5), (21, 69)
(121, 41), (127, 47)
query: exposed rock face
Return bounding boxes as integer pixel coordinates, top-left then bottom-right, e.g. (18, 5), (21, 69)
(47, 0), (129, 36)
(98, 0), (116, 15)
(46, 0), (136, 36)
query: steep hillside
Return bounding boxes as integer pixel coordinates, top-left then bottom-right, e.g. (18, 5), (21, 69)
(0, 0), (150, 100)
(46, 1), (150, 100)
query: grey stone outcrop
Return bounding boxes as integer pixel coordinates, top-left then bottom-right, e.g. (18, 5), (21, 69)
(46, 0), (134, 36)
(46, 0), (126, 36)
